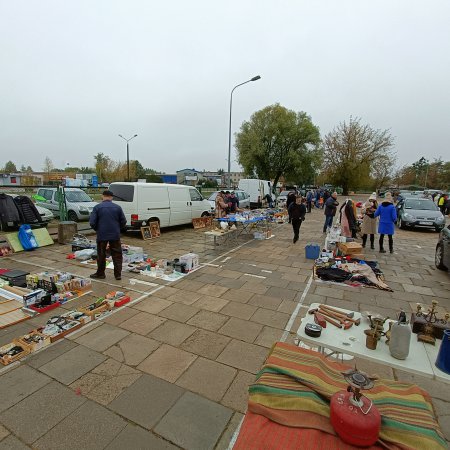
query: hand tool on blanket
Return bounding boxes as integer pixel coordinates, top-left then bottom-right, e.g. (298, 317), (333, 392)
(319, 305), (361, 326)
(309, 308), (343, 329)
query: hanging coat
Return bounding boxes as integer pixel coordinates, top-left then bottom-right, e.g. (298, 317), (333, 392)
(374, 202), (397, 235)
(0, 194), (21, 223)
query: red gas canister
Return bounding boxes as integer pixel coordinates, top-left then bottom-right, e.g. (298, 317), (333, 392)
(330, 369), (381, 447)
(330, 390), (381, 447)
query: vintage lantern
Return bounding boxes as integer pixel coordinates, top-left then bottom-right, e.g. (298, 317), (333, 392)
(330, 368), (381, 447)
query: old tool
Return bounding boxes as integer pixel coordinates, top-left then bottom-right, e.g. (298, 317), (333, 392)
(319, 304), (355, 318)
(317, 307), (354, 329)
(320, 306), (361, 326)
(313, 312), (327, 328)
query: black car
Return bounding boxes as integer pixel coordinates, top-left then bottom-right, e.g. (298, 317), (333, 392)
(435, 225), (450, 271)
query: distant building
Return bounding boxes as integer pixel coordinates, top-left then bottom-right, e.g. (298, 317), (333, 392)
(0, 173), (22, 186)
(202, 171), (222, 185)
(160, 174), (177, 184)
(223, 171), (246, 187)
(176, 169), (203, 186)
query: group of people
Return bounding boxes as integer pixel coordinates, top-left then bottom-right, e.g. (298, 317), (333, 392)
(215, 191), (240, 218)
(288, 189), (399, 254)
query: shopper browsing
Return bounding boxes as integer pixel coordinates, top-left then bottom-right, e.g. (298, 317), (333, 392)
(323, 192), (339, 233)
(89, 190), (127, 281)
(288, 196), (306, 243)
(374, 192), (397, 253)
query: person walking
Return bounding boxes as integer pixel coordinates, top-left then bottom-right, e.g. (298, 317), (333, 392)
(361, 193), (378, 249)
(89, 190), (126, 281)
(323, 192), (339, 232)
(288, 196), (306, 243)
(438, 194), (448, 215)
(306, 190), (313, 213)
(374, 192), (397, 254)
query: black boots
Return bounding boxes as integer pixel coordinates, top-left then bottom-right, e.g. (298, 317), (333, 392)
(363, 235), (375, 249)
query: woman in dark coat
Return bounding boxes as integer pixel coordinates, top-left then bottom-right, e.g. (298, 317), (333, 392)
(374, 192), (397, 253)
(339, 199), (358, 238)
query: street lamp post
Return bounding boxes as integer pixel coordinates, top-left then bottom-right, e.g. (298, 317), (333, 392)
(118, 134), (138, 182)
(227, 75), (261, 188)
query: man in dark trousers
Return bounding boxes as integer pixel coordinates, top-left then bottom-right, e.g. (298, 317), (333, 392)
(288, 196), (306, 243)
(323, 192), (339, 233)
(89, 190), (126, 281)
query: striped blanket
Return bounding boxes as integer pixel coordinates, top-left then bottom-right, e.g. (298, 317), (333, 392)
(244, 342), (446, 450)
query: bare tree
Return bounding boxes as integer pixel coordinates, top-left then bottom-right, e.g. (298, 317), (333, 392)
(43, 156), (53, 174)
(322, 117), (395, 194)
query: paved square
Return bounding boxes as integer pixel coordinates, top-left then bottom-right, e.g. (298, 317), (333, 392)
(39, 345), (106, 385)
(104, 333), (160, 366)
(109, 374), (184, 429)
(154, 391), (233, 450)
(75, 323), (130, 352)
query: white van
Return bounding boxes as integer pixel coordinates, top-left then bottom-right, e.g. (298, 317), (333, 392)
(108, 182), (211, 229)
(238, 179), (272, 209)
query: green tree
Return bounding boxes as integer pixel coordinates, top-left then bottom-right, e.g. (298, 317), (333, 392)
(26, 165), (33, 173)
(4, 161), (17, 173)
(94, 153), (111, 181)
(322, 117), (395, 195)
(217, 168), (225, 175)
(235, 104), (321, 193)
(133, 160), (147, 180)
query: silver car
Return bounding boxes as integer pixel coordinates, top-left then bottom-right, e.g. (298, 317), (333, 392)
(397, 198), (446, 232)
(207, 190), (250, 210)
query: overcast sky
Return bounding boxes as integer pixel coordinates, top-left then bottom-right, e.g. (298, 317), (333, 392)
(1, 0), (449, 174)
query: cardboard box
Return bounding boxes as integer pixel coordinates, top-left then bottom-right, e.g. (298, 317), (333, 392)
(337, 242), (363, 255)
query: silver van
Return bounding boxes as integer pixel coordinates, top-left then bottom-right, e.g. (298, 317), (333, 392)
(36, 188), (98, 222)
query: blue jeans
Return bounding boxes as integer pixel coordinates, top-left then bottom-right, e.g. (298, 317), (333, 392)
(323, 215), (333, 232)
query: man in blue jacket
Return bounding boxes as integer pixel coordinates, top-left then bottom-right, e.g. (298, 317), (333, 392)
(89, 190), (126, 281)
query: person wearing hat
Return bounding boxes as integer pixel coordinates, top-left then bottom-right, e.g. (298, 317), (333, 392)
(89, 190), (126, 280)
(361, 193), (378, 249)
(228, 191), (239, 213)
(374, 192), (397, 253)
(215, 191), (228, 218)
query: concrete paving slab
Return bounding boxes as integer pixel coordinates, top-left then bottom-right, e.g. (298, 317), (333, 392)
(186, 310), (229, 332)
(250, 308), (290, 329)
(0, 381), (86, 444)
(219, 317), (263, 343)
(75, 323), (130, 352)
(105, 424), (178, 450)
(176, 357), (236, 402)
(221, 289), (255, 304)
(70, 358), (141, 405)
(137, 344), (197, 382)
(25, 339), (78, 369)
(0, 365), (51, 413)
(149, 320), (196, 346)
(154, 391), (232, 450)
(158, 303), (200, 322)
(0, 424), (10, 441)
(220, 301), (258, 320)
(132, 296), (173, 314)
(255, 326), (284, 348)
(0, 435), (30, 449)
(119, 312), (166, 335)
(34, 400), (126, 450)
(217, 339), (269, 374)
(221, 370), (255, 413)
(39, 345), (106, 385)
(109, 374), (184, 430)
(102, 306), (140, 326)
(104, 333), (160, 366)
(181, 329), (231, 359)
(247, 293), (283, 311)
(166, 289), (203, 305)
(192, 295), (229, 313)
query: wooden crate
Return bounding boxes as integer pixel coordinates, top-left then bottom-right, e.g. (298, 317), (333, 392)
(0, 341), (31, 365)
(17, 330), (51, 352)
(337, 242), (363, 255)
(79, 302), (111, 318)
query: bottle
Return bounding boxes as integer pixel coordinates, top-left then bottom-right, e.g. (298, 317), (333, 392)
(389, 310), (411, 360)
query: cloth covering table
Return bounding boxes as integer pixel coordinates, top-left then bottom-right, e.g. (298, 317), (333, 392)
(233, 342), (446, 450)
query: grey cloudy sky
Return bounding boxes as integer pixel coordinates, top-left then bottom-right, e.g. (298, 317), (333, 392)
(1, 0), (449, 174)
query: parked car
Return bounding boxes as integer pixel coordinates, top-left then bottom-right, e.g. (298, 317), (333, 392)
(207, 190), (250, 210)
(36, 188), (98, 222)
(435, 225), (450, 270)
(109, 182), (211, 229)
(276, 191), (291, 208)
(397, 198), (446, 232)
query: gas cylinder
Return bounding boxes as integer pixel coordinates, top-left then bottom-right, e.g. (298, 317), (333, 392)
(330, 368), (381, 447)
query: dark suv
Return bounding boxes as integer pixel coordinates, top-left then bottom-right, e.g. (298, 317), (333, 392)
(435, 225), (450, 271)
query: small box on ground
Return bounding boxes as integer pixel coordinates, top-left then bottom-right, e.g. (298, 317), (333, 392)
(337, 242), (363, 256)
(180, 253), (199, 272)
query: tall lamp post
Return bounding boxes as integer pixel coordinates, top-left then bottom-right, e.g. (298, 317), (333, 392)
(118, 134), (138, 181)
(227, 75), (261, 188)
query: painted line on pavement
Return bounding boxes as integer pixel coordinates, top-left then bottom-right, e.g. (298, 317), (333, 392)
(281, 274), (313, 342)
(243, 273), (266, 279)
(227, 415), (245, 450)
